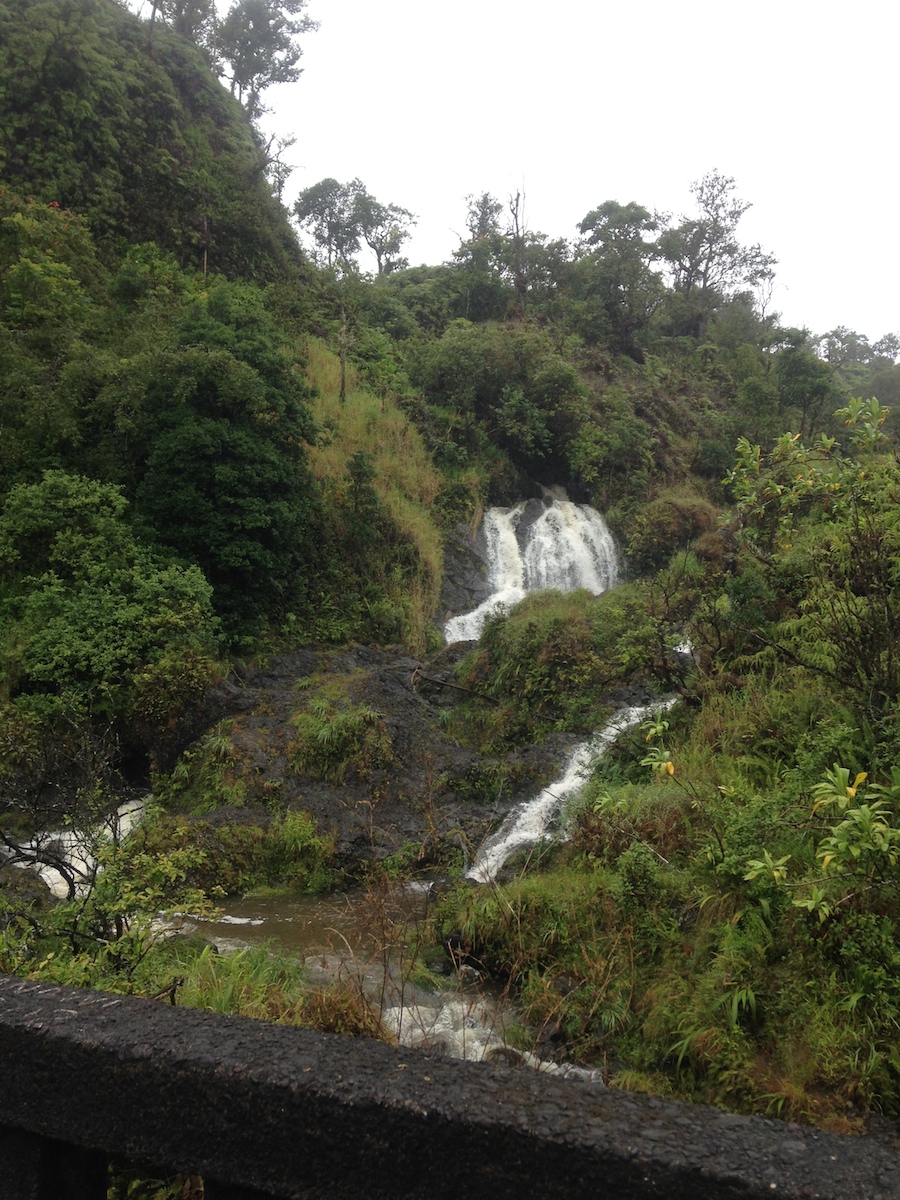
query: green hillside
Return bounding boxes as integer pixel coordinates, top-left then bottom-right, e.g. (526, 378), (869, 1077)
(0, 0), (301, 277)
(2, 0), (900, 1133)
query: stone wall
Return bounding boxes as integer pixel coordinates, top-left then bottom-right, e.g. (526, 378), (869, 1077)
(0, 975), (897, 1200)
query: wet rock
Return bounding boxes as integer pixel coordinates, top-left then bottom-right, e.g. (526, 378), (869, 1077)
(603, 683), (658, 708)
(484, 1046), (526, 1068)
(535, 1020), (566, 1050)
(444, 931), (479, 972)
(438, 523), (493, 624)
(457, 964), (482, 984)
(0, 864), (50, 911)
(179, 644), (577, 871)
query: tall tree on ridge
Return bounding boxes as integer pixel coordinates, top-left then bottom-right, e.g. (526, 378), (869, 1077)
(657, 171), (776, 337)
(218, 0), (316, 118)
(294, 178), (364, 269)
(576, 199), (662, 360)
(294, 179), (416, 275)
(353, 191), (416, 276)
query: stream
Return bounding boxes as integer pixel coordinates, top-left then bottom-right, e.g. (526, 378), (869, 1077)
(18, 490), (661, 1083)
(188, 882), (604, 1079)
(189, 491), (657, 1079)
(468, 700), (674, 884)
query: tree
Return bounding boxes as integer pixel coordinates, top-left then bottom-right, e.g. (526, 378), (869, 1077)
(452, 192), (569, 323)
(575, 200), (663, 360)
(511, 232), (572, 321)
(132, 283), (318, 637)
(657, 171), (776, 337)
(449, 193), (510, 322)
(465, 192), (504, 242)
(293, 179), (415, 275)
(505, 191), (528, 318)
(817, 326), (876, 371)
(814, 328), (900, 415)
(218, 0), (316, 119)
(0, 0), (304, 279)
(0, 470), (220, 789)
(294, 178), (363, 268)
(352, 191), (416, 276)
(254, 129), (298, 200)
(157, 0), (216, 44)
(873, 333), (900, 363)
(409, 320), (586, 476)
(775, 330), (843, 437)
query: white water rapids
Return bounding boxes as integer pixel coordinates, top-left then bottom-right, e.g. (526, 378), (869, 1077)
(10, 797), (146, 899)
(444, 490), (619, 643)
(468, 698), (678, 884)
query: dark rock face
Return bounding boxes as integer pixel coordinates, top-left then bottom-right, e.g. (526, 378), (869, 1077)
(437, 522), (493, 626)
(201, 644), (576, 869)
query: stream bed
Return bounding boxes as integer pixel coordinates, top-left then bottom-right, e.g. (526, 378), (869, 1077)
(183, 693), (672, 1081)
(187, 883), (605, 1081)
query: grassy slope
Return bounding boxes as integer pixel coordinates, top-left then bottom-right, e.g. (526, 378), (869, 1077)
(302, 340), (443, 656)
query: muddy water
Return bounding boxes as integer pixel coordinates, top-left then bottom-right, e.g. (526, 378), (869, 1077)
(190, 885), (603, 1082)
(189, 888), (384, 957)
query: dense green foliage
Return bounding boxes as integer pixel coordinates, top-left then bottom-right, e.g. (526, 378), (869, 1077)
(1, 0), (899, 1133)
(433, 406), (900, 1126)
(447, 584), (676, 750)
(0, 0), (302, 277)
(0, 470), (220, 734)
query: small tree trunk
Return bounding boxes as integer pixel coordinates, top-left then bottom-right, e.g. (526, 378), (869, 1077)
(339, 303), (347, 403)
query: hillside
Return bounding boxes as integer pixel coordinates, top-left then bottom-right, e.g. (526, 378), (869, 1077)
(2, 0), (900, 1133)
(0, 0), (302, 278)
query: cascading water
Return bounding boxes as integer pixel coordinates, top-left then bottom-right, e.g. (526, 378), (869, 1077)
(467, 699), (678, 884)
(11, 797), (146, 899)
(440, 489), (667, 880)
(443, 490), (619, 643)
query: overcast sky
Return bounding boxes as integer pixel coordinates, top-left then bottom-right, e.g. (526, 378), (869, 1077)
(130, 0), (898, 342)
(255, 0), (897, 342)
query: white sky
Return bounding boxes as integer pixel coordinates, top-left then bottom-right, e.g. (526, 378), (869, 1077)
(261, 0), (898, 342)
(131, 0), (899, 342)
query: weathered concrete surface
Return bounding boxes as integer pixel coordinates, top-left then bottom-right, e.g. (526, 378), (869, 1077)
(1, 975), (898, 1199)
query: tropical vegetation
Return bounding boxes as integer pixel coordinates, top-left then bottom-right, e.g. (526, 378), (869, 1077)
(1, 0), (900, 1136)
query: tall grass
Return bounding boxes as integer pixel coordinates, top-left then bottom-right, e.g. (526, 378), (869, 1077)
(175, 942), (387, 1040)
(303, 339), (443, 654)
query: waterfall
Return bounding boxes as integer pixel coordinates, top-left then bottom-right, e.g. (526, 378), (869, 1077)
(444, 491), (619, 643)
(440, 487), (664, 880)
(11, 797), (146, 899)
(467, 702), (677, 884)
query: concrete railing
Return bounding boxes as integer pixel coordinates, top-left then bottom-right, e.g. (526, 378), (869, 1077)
(0, 974), (897, 1200)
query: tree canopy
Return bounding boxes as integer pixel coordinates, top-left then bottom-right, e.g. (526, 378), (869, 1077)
(218, 0), (317, 119)
(0, 0), (305, 277)
(294, 178), (416, 274)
